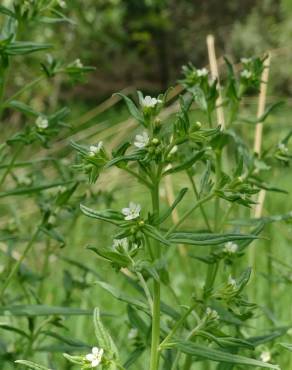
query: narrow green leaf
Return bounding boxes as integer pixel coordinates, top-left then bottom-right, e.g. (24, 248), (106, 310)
(41, 330), (89, 348)
(105, 152), (144, 168)
(279, 342), (292, 352)
(95, 281), (149, 313)
(0, 305), (92, 317)
(93, 308), (119, 357)
(143, 224), (171, 246)
(240, 102), (285, 124)
(5, 41), (51, 55)
(167, 232), (259, 246)
(88, 246), (131, 267)
(15, 360), (51, 370)
(0, 323), (29, 338)
(114, 93), (144, 124)
(156, 188), (188, 225)
(164, 340), (280, 369)
(8, 100), (38, 116)
(0, 5), (15, 17)
(0, 180), (75, 198)
(123, 348), (145, 369)
(80, 204), (124, 225)
(163, 150), (205, 175)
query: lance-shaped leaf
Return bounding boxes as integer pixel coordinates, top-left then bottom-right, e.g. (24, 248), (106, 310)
(105, 152), (145, 168)
(87, 246), (132, 268)
(0, 5), (16, 17)
(70, 140), (89, 156)
(0, 304), (94, 317)
(15, 361), (51, 370)
(228, 212), (292, 227)
(249, 178), (288, 194)
(240, 102), (285, 124)
(94, 281), (149, 313)
(80, 204), (124, 225)
(142, 224), (171, 246)
(8, 100), (39, 116)
(41, 330), (89, 348)
(4, 41), (51, 55)
(0, 180), (76, 198)
(278, 343), (292, 352)
(248, 326), (290, 347)
(114, 93), (144, 125)
(162, 340), (280, 369)
(167, 232), (259, 246)
(155, 188), (188, 225)
(123, 348), (145, 369)
(0, 323), (29, 338)
(163, 150), (205, 175)
(198, 330), (254, 350)
(94, 308), (119, 358)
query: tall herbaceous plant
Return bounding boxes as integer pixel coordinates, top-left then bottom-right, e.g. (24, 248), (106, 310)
(1, 2), (292, 370)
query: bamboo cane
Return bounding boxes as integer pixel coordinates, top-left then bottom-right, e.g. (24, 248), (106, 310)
(206, 34), (225, 129)
(249, 53), (271, 271)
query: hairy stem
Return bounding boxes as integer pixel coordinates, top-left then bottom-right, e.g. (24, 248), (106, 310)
(149, 181), (161, 370)
(187, 171), (212, 231)
(0, 226), (41, 300)
(0, 143), (24, 188)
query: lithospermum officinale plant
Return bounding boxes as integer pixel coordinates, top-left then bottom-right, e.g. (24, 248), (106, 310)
(57, 57), (291, 370)
(4, 4), (292, 368)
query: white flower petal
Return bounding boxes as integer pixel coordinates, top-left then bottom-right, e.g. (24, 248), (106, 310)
(91, 358), (101, 367)
(122, 207), (130, 216)
(92, 347), (100, 355)
(86, 353), (96, 361)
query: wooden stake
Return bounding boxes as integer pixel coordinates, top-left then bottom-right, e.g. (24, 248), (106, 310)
(254, 54), (271, 155)
(206, 35), (225, 129)
(249, 53), (271, 273)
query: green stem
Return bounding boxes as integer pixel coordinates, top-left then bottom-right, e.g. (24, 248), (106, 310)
(165, 193), (214, 237)
(124, 167), (152, 189)
(0, 143), (24, 188)
(2, 75), (45, 108)
(214, 150), (222, 231)
(136, 271), (153, 311)
(159, 303), (197, 349)
(187, 172), (212, 231)
(149, 181), (161, 370)
(0, 226), (41, 300)
(203, 151), (222, 300)
(207, 108), (213, 128)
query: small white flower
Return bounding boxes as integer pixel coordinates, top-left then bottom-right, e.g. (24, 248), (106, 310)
(134, 132), (149, 149)
(85, 347), (104, 368)
(260, 351), (271, 363)
(48, 214), (56, 226)
(228, 276), (237, 288)
(18, 175), (31, 186)
(169, 145), (178, 155)
(89, 142), (103, 156)
(122, 202), (141, 221)
(128, 328), (138, 339)
(58, 0), (66, 8)
(74, 58), (83, 68)
(278, 143), (288, 154)
(241, 57), (252, 65)
(206, 307), (219, 320)
(241, 69), (252, 79)
(140, 95), (162, 109)
(224, 241), (238, 254)
(35, 116), (48, 130)
(113, 238), (129, 250)
(197, 68), (208, 77)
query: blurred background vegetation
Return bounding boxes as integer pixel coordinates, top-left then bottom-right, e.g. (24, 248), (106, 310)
(3, 0), (292, 102)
